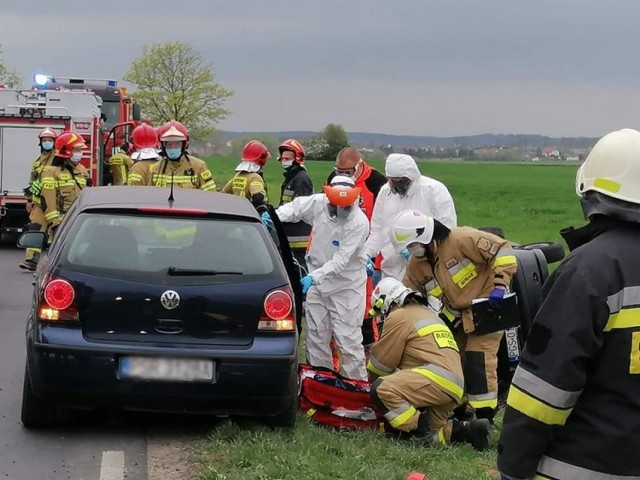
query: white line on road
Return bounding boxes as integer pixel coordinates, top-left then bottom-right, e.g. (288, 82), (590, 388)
(100, 451), (124, 480)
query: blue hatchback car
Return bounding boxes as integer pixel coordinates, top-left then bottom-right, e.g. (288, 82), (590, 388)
(18, 187), (300, 428)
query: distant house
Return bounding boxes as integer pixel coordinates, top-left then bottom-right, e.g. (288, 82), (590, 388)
(541, 146), (561, 158)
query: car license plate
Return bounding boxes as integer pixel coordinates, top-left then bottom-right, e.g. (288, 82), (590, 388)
(119, 356), (214, 382)
(505, 327), (520, 363)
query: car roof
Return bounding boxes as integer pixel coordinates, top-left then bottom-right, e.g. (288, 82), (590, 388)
(74, 187), (260, 219)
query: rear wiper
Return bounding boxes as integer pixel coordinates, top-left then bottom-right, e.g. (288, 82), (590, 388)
(167, 267), (243, 276)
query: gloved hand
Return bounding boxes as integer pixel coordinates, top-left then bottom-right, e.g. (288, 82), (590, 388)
(488, 287), (505, 309)
(400, 249), (410, 261)
(300, 275), (314, 294)
(261, 211), (274, 229)
(30, 180), (43, 196)
(365, 256), (374, 277)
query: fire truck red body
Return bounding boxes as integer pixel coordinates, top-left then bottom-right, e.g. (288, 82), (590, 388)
(0, 83), (139, 238)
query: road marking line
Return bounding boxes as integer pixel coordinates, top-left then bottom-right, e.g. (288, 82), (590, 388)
(100, 451), (124, 480)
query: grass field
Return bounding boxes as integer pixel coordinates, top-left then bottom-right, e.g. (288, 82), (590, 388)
(191, 157), (585, 480)
(205, 156), (585, 245)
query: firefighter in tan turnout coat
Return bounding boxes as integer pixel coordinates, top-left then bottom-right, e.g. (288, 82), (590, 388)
(393, 210), (517, 423)
(367, 277), (491, 450)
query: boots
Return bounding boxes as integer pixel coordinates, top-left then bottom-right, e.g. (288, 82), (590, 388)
(19, 259), (37, 271)
(450, 418), (491, 451)
(408, 410), (440, 446)
(474, 407), (496, 424)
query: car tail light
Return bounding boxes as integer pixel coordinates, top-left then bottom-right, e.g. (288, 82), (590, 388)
(38, 276), (78, 322)
(258, 286), (295, 332)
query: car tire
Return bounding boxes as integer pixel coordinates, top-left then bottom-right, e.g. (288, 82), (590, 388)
(266, 394), (298, 429)
(21, 364), (57, 428)
(516, 241), (565, 264)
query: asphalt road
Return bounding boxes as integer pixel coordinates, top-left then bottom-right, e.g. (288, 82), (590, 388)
(0, 239), (208, 480)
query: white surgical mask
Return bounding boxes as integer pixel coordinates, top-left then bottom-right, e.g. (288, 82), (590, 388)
(281, 160), (294, 169)
(70, 152), (83, 164)
(407, 244), (426, 257)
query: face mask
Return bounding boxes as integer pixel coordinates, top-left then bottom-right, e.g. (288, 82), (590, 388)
(281, 160), (294, 169)
(166, 148), (182, 160)
(70, 152), (83, 164)
(336, 205), (353, 219)
(407, 244), (426, 257)
(390, 180), (411, 196)
(41, 141), (54, 151)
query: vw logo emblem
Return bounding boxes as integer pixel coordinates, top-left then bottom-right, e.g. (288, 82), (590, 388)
(160, 290), (180, 310)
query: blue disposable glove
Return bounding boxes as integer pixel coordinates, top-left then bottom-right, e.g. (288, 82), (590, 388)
(400, 249), (410, 261)
(261, 212), (274, 229)
(300, 275), (314, 294)
(488, 287), (505, 309)
(366, 257), (374, 277)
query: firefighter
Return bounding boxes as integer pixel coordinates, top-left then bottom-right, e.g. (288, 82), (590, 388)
(106, 138), (134, 185)
(367, 277), (491, 450)
(127, 124), (160, 186)
(327, 147), (388, 366)
(392, 210), (517, 423)
(498, 128), (640, 480)
(221, 140), (269, 208)
(40, 131), (90, 238)
(272, 176), (369, 380)
(278, 139), (313, 267)
(19, 128), (58, 271)
(149, 120), (216, 191)
(365, 153), (457, 281)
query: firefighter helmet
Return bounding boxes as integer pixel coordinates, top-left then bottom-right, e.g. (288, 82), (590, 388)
(241, 140), (270, 166)
(55, 131), (86, 159)
(160, 120), (189, 147)
(132, 124), (158, 150)
(323, 175), (361, 206)
(38, 128), (58, 140)
(576, 128), (640, 205)
(390, 210), (435, 252)
(278, 139), (305, 164)
(370, 277), (413, 318)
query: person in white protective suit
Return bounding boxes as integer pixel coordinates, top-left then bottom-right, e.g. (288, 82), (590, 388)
(274, 175), (369, 380)
(364, 154), (457, 281)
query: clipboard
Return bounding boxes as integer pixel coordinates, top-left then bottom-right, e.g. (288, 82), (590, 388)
(471, 292), (521, 335)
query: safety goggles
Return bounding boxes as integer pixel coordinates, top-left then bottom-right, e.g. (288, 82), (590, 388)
(333, 160), (361, 177)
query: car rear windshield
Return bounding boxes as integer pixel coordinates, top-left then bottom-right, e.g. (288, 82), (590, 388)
(58, 212), (279, 284)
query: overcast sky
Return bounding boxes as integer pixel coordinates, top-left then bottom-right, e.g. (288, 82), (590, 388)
(3, 0), (640, 137)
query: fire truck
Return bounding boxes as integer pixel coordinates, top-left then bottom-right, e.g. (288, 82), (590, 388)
(0, 86), (137, 239)
(34, 75), (143, 179)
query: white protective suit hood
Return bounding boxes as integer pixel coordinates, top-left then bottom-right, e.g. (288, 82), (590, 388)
(365, 154), (458, 281)
(385, 154), (421, 181)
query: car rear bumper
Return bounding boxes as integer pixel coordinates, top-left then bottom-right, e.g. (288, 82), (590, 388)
(27, 332), (298, 416)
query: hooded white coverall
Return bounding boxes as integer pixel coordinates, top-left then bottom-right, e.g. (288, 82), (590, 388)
(276, 194), (369, 380)
(365, 154), (457, 281)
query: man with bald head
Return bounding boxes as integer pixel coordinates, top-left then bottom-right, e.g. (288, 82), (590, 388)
(326, 147), (387, 367)
(329, 148), (387, 221)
